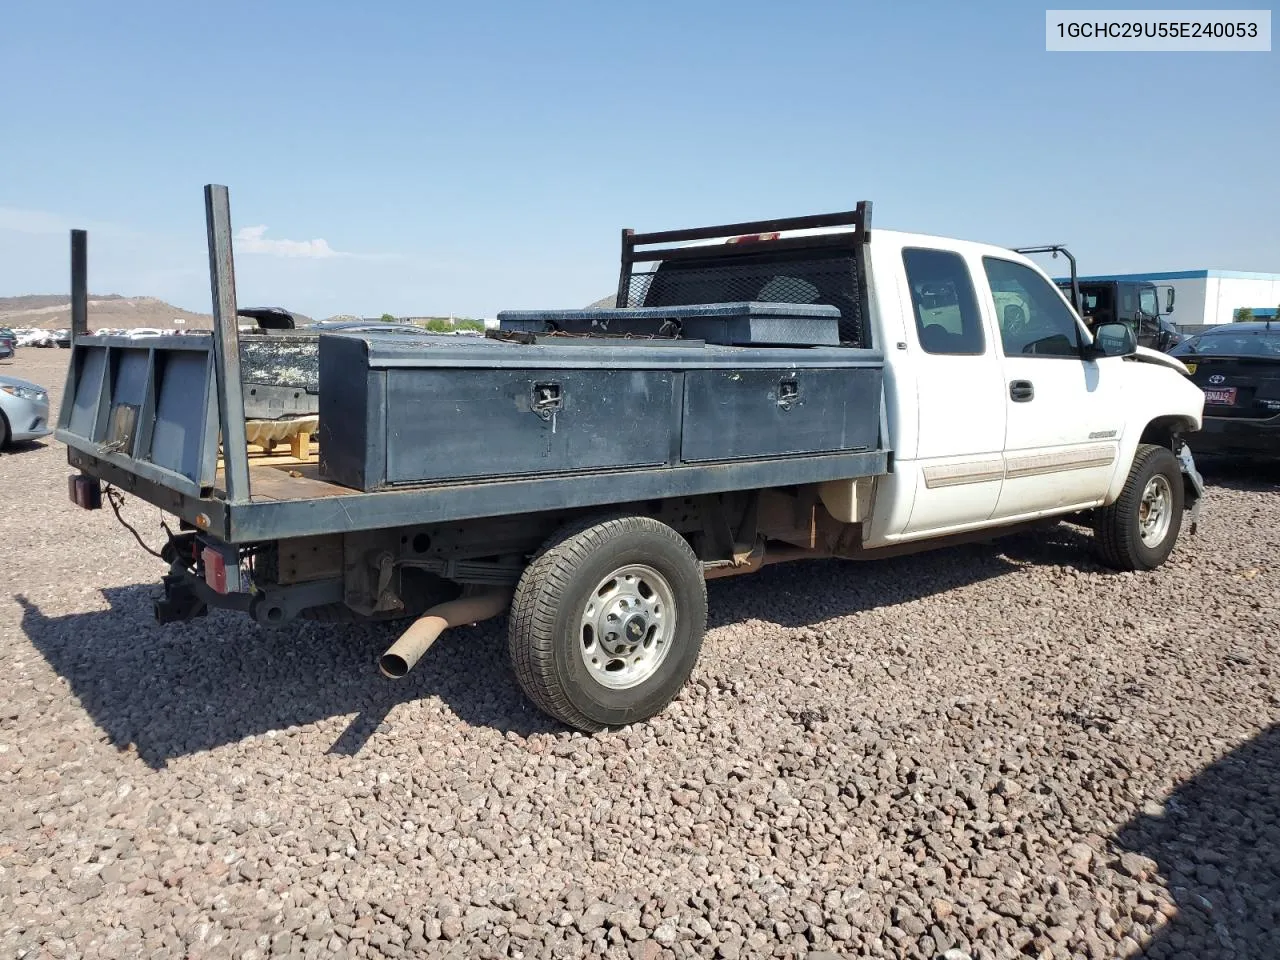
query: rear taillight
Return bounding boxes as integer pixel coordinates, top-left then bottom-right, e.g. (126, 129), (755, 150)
(68, 475), (102, 510)
(201, 543), (242, 594)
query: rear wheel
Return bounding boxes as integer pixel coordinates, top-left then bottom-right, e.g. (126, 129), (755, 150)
(508, 515), (707, 731)
(1093, 443), (1184, 571)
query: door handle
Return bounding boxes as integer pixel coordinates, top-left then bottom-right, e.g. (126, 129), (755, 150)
(1009, 380), (1034, 402)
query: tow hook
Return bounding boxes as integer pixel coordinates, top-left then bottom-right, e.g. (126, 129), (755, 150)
(154, 572), (209, 624)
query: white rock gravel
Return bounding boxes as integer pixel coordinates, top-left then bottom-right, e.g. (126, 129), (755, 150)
(1, 350), (1278, 960)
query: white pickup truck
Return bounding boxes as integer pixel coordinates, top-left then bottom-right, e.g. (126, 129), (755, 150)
(59, 190), (1205, 732)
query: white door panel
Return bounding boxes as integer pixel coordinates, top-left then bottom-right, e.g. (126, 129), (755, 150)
(904, 452), (1004, 534)
(995, 357), (1123, 516)
(979, 256), (1126, 520)
(896, 246), (1007, 536)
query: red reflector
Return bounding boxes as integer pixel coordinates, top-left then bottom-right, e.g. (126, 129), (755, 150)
(202, 545), (241, 594)
(727, 232), (780, 244)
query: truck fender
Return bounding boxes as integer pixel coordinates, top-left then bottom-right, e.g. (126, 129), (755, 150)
(1106, 413), (1204, 531)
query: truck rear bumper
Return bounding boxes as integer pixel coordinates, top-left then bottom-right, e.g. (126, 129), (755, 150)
(154, 561), (343, 625)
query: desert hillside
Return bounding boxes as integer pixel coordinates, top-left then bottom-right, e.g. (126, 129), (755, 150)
(0, 294), (211, 330)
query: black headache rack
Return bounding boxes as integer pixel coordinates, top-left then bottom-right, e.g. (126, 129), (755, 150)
(616, 204), (873, 347)
(1012, 244), (1081, 315)
(57, 187), (890, 547)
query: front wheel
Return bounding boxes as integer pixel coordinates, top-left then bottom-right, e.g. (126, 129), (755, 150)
(508, 515), (707, 731)
(1093, 443), (1184, 571)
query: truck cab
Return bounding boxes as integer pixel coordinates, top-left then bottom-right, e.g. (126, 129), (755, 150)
(624, 223), (1205, 555)
(863, 232), (1201, 551)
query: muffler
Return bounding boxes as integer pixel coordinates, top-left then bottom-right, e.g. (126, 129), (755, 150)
(378, 590), (512, 679)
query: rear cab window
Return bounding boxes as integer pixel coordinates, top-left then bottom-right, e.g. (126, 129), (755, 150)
(901, 248), (985, 355)
(635, 247), (866, 345)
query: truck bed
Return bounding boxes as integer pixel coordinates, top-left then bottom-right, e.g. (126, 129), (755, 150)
(67, 423), (886, 543)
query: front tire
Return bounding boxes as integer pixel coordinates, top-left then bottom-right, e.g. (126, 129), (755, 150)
(508, 515), (707, 731)
(1093, 443), (1184, 571)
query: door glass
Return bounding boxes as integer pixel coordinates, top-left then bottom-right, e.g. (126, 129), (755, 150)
(1139, 287), (1159, 317)
(902, 248), (985, 355)
(983, 258), (1084, 357)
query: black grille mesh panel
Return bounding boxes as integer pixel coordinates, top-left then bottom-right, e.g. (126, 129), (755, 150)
(622, 254), (865, 346)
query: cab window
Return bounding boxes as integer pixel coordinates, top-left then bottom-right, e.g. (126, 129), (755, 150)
(983, 257), (1083, 357)
(902, 248), (985, 355)
(1139, 286), (1159, 317)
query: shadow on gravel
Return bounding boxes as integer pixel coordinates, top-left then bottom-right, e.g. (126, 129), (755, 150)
(0, 438), (51, 457)
(1196, 456), (1280, 493)
(17, 523), (1101, 767)
(705, 522), (1097, 629)
(1116, 724), (1280, 958)
(15, 586), (556, 769)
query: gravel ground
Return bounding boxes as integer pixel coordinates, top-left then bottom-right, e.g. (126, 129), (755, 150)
(1, 349), (1278, 960)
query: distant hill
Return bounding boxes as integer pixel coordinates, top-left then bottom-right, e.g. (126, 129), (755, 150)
(0, 294), (212, 331)
(0, 295), (323, 331)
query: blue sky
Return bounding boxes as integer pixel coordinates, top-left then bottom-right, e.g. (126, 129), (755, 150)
(1, 2), (1275, 319)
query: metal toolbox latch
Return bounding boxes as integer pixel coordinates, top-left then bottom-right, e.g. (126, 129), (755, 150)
(531, 381), (564, 420)
(777, 377), (800, 411)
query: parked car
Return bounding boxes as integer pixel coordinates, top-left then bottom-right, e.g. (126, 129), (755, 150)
(1171, 322), (1280, 458)
(0, 328), (16, 357)
(54, 329), (71, 348)
(0, 374), (52, 448)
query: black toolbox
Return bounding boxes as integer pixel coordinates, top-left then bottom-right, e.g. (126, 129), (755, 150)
(496, 301), (842, 347)
(318, 331), (884, 492)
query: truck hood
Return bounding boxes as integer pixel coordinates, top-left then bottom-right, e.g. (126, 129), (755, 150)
(1132, 346), (1189, 376)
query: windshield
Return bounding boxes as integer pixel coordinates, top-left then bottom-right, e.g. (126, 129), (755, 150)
(1171, 327), (1280, 358)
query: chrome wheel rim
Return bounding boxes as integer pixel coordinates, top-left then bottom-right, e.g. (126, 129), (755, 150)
(579, 564), (676, 690)
(1139, 474), (1173, 548)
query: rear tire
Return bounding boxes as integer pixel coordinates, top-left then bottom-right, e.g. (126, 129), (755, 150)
(508, 514), (707, 731)
(0, 412), (10, 450)
(1093, 443), (1184, 571)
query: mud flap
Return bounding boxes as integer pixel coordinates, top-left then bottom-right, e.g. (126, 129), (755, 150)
(1178, 443), (1206, 536)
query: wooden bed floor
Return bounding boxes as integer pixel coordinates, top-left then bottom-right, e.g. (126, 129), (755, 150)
(212, 463), (358, 502)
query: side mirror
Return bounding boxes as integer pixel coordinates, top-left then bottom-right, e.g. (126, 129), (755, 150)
(1165, 287), (1176, 314)
(1090, 321), (1137, 358)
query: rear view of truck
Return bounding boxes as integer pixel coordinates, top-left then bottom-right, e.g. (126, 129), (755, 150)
(57, 186), (889, 730)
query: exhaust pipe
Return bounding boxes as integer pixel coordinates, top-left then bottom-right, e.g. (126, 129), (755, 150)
(702, 540), (823, 580)
(378, 590), (512, 679)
